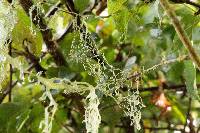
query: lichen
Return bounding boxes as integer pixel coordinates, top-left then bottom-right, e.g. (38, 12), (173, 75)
(39, 88), (58, 133)
(69, 16), (144, 131)
(0, 1), (17, 87)
(84, 89), (101, 133)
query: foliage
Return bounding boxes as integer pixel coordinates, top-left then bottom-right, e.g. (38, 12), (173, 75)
(0, 0), (200, 133)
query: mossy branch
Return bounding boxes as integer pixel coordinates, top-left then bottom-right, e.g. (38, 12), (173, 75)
(159, 0), (200, 70)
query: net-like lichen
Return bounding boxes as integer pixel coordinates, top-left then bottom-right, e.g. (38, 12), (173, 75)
(0, 1), (17, 88)
(84, 89), (101, 133)
(69, 15), (144, 131)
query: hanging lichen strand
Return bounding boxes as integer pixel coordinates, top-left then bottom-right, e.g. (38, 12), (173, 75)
(37, 76), (100, 133)
(0, 1), (17, 88)
(84, 89), (101, 133)
(118, 79), (145, 130)
(28, 1), (45, 35)
(39, 88), (58, 133)
(0, 1), (16, 45)
(69, 15), (144, 131)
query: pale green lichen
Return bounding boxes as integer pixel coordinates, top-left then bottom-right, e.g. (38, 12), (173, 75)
(39, 89), (58, 133)
(0, 1), (17, 88)
(0, 1), (16, 46)
(37, 77), (93, 94)
(38, 76), (101, 133)
(28, 1), (45, 35)
(84, 89), (101, 133)
(119, 92), (144, 130)
(69, 16), (144, 131)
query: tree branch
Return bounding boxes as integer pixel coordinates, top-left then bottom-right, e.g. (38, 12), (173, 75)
(159, 0), (200, 70)
(185, 0), (200, 9)
(121, 83), (200, 92)
(170, 0), (200, 8)
(19, 0), (67, 66)
(183, 98), (192, 132)
(144, 126), (184, 131)
(65, 0), (77, 13)
(0, 81), (18, 103)
(12, 40), (46, 74)
(45, 1), (62, 18)
(96, 0), (107, 15)
(128, 55), (188, 80)
(115, 124), (183, 131)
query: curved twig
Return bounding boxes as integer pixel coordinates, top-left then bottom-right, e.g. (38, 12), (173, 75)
(159, 0), (200, 70)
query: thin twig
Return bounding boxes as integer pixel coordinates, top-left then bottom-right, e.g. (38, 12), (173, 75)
(141, 84), (200, 92)
(65, 0), (78, 14)
(144, 126), (184, 131)
(45, 1), (62, 18)
(58, 8), (79, 16)
(12, 42), (46, 74)
(185, 0), (200, 9)
(127, 55), (188, 80)
(160, 0), (200, 70)
(115, 124), (183, 131)
(120, 83), (200, 92)
(183, 98), (192, 132)
(54, 116), (74, 133)
(8, 40), (13, 102)
(96, 0), (107, 15)
(0, 81), (18, 103)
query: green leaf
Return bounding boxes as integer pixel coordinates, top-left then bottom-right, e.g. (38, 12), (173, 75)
(16, 109), (31, 132)
(112, 9), (130, 34)
(183, 60), (200, 101)
(171, 105), (185, 123)
(0, 49), (22, 68)
(46, 66), (76, 79)
(12, 7), (42, 56)
(108, 0), (130, 37)
(167, 62), (184, 83)
(192, 27), (200, 45)
(48, 10), (72, 40)
(74, 0), (90, 12)
(108, 0), (127, 14)
(102, 48), (116, 63)
(27, 103), (43, 133)
(144, 0), (162, 24)
(168, 95), (186, 123)
(0, 103), (28, 132)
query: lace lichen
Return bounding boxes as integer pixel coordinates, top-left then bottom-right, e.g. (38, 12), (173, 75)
(84, 89), (101, 133)
(69, 15), (144, 131)
(37, 77), (93, 94)
(38, 76), (101, 133)
(0, 1), (17, 88)
(35, 14), (144, 132)
(28, 1), (45, 35)
(39, 88), (58, 133)
(0, 1), (144, 132)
